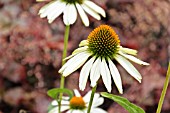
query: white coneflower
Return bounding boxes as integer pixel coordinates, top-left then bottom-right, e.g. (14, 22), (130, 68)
(37, 0), (106, 26)
(49, 89), (107, 113)
(59, 25), (149, 94)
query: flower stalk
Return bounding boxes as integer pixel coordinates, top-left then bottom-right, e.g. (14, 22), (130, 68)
(58, 25), (70, 113)
(87, 85), (97, 113)
(156, 62), (170, 113)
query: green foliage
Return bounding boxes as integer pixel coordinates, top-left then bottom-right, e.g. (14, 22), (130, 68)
(101, 92), (145, 113)
(47, 88), (73, 100)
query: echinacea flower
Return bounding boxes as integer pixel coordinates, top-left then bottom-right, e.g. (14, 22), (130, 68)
(37, 0), (106, 26)
(49, 89), (107, 113)
(59, 25), (149, 94)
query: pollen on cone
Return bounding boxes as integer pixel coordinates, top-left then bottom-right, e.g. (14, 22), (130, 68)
(87, 25), (120, 58)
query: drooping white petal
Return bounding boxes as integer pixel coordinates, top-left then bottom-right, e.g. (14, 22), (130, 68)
(90, 57), (101, 87)
(48, 107), (59, 113)
(39, 1), (64, 21)
(62, 96), (70, 100)
(47, 3), (66, 23)
(63, 5), (71, 25)
(51, 98), (69, 106)
(61, 100), (70, 105)
(72, 110), (84, 113)
(76, 3), (89, 26)
(72, 46), (88, 55)
(47, 2), (66, 23)
(62, 52), (91, 76)
(115, 55), (142, 83)
(100, 58), (112, 92)
(119, 46), (137, 56)
(84, 1), (106, 17)
(73, 89), (81, 97)
(92, 97), (104, 108)
(82, 4), (101, 20)
(79, 40), (89, 47)
(79, 57), (95, 91)
(91, 108), (107, 113)
(108, 59), (123, 94)
(64, 47), (88, 61)
(93, 93), (100, 99)
(59, 51), (90, 74)
(39, 1), (56, 14)
(49, 105), (69, 113)
(83, 90), (92, 103)
(63, 4), (77, 25)
(51, 100), (58, 106)
(119, 52), (149, 65)
(39, 5), (48, 15)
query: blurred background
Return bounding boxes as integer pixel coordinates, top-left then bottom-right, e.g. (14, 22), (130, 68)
(0, 0), (170, 113)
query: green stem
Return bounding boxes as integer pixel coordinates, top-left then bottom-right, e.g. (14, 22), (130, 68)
(58, 25), (70, 113)
(62, 25), (70, 65)
(87, 85), (97, 113)
(156, 62), (170, 113)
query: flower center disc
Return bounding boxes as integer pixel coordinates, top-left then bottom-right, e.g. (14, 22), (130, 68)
(70, 96), (86, 110)
(62, 0), (83, 4)
(87, 25), (120, 58)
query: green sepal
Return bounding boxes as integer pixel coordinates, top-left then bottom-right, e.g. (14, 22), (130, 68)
(101, 92), (145, 113)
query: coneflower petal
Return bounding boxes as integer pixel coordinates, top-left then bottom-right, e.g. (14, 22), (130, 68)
(115, 55), (142, 83)
(79, 40), (89, 47)
(119, 46), (137, 56)
(92, 97), (104, 108)
(76, 3), (89, 26)
(100, 58), (112, 93)
(49, 104), (69, 113)
(84, 0), (106, 17)
(108, 59), (123, 94)
(79, 57), (95, 91)
(82, 4), (101, 20)
(119, 51), (149, 65)
(73, 89), (81, 97)
(48, 2), (66, 23)
(90, 57), (101, 87)
(39, 1), (57, 15)
(63, 47), (88, 61)
(63, 4), (77, 25)
(59, 52), (90, 74)
(62, 52), (91, 76)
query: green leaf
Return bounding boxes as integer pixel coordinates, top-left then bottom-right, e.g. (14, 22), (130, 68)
(47, 88), (73, 100)
(101, 92), (145, 113)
